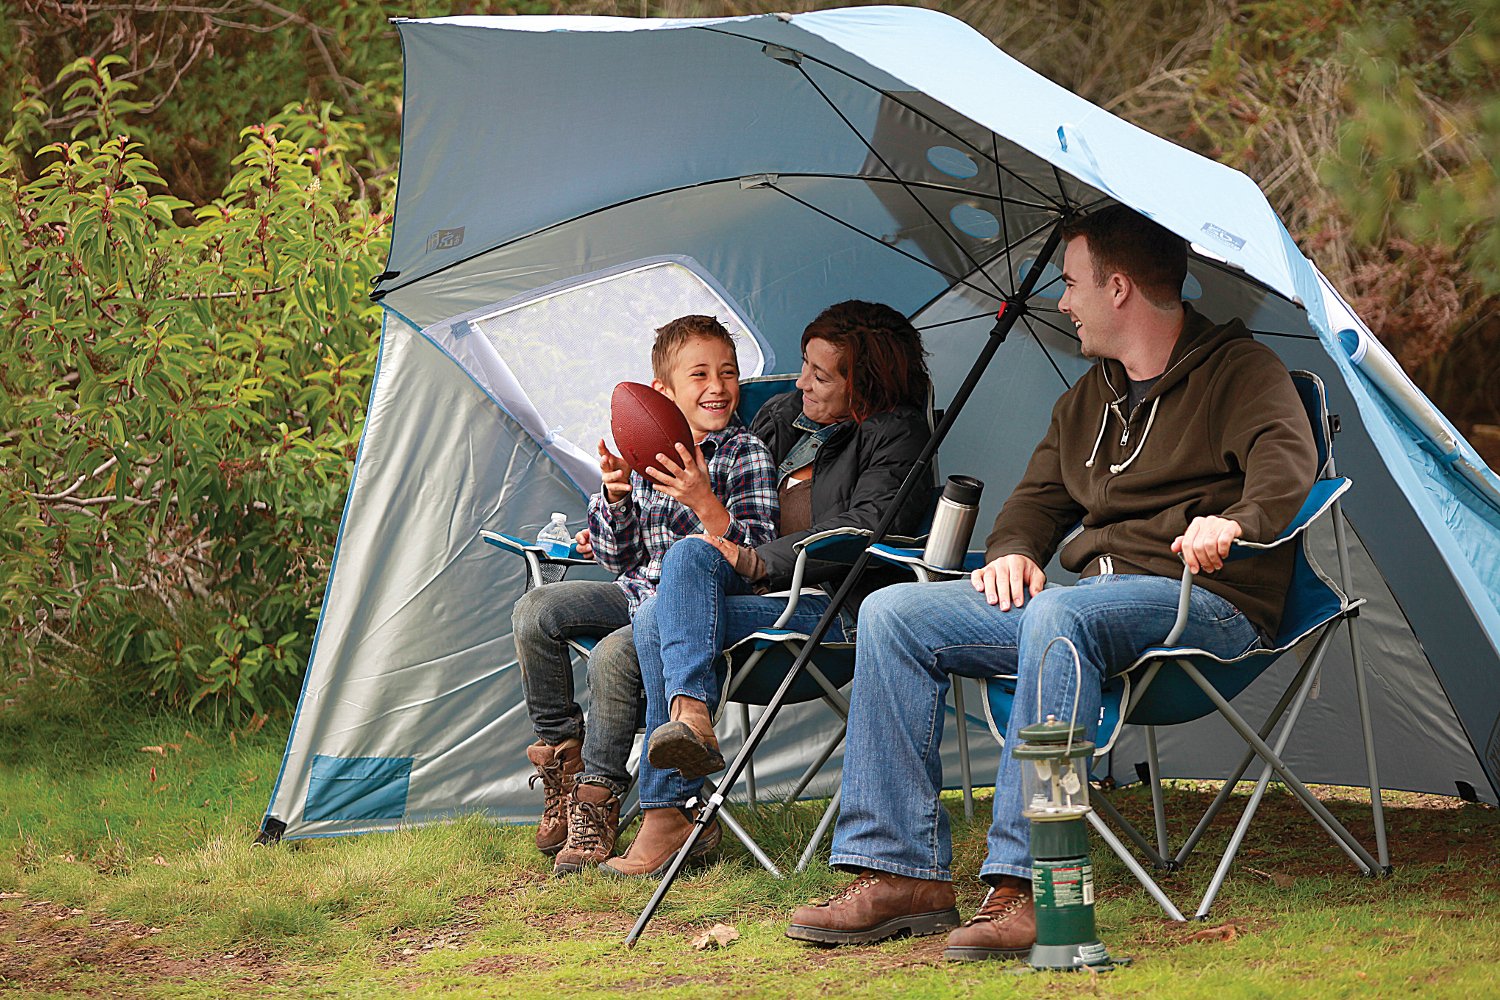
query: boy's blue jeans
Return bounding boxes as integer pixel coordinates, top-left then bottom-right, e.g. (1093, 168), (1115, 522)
(829, 575), (1262, 883)
(633, 537), (848, 810)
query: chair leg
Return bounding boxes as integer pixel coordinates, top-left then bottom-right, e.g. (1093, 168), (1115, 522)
(782, 727), (846, 807)
(1193, 643), (1329, 918)
(796, 785), (842, 873)
(1332, 499), (1390, 870)
(1179, 662), (1381, 874)
(953, 676), (974, 822)
(702, 779), (783, 878)
(739, 702), (757, 809)
(1091, 788), (1171, 869)
(1086, 810), (1186, 922)
(1174, 628), (1336, 867)
(1145, 725), (1170, 863)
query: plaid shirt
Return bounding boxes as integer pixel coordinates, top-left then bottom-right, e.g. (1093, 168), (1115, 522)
(588, 423), (778, 612)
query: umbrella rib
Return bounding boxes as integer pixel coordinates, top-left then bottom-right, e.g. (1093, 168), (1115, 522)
(916, 311), (1002, 331)
(904, 214), (1063, 319)
(766, 186), (999, 299)
(993, 132), (1017, 290)
(794, 63), (1009, 301)
(1025, 316), (1075, 388)
(697, 25), (1067, 210)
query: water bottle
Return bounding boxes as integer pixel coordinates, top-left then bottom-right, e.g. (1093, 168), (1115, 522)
(923, 475), (984, 570)
(534, 512), (573, 584)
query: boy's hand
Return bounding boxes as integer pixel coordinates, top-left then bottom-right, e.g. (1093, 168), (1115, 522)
(573, 528), (594, 559)
(598, 439), (631, 504)
(644, 442), (713, 510)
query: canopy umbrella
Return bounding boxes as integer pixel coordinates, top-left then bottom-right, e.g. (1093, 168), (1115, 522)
(263, 9), (1500, 898)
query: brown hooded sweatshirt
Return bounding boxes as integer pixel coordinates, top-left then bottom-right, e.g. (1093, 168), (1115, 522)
(983, 304), (1318, 638)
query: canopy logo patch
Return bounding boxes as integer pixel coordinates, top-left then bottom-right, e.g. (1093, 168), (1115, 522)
(426, 226), (465, 253)
(1200, 223), (1245, 251)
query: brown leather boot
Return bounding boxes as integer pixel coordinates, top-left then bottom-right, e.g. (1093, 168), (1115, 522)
(943, 876), (1036, 961)
(552, 780), (622, 875)
(645, 696), (724, 780)
(786, 870), (959, 945)
(526, 738), (582, 856)
(600, 806), (721, 878)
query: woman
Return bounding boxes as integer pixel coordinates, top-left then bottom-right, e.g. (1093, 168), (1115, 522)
(598, 299), (933, 877)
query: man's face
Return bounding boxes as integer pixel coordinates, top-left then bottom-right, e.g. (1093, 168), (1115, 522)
(1058, 236), (1116, 361)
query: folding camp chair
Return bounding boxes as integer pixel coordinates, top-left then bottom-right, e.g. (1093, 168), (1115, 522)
(872, 371), (1390, 920)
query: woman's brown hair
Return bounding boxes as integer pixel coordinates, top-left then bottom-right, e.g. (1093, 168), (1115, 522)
(800, 300), (930, 422)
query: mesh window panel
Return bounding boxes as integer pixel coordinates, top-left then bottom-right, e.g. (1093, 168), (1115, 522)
(468, 260), (767, 456)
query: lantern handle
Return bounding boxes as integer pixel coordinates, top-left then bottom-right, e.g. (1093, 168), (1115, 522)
(1036, 635), (1085, 760)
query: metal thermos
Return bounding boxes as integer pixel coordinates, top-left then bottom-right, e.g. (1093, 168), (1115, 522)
(923, 475), (984, 569)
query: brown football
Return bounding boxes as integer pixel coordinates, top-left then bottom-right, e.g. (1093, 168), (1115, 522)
(610, 382), (696, 479)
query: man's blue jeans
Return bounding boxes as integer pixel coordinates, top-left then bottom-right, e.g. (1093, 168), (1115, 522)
(829, 574), (1263, 883)
(633, 537), (848, 810)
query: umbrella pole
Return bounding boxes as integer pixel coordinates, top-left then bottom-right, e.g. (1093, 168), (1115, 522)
(625, 219), (1067, 947)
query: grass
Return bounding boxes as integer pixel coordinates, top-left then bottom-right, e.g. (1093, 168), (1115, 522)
(3, 690), (1499, 997)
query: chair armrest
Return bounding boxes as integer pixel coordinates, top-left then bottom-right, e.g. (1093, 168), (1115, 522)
(479, 529), (594, 565)
(867, 543), (986, 580)
(1162, 477), (1350, 645)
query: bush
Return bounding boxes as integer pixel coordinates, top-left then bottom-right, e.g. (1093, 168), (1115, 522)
(1, 56), (390, 715)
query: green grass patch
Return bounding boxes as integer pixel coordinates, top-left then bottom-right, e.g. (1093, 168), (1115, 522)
(3, 690), (1499, 997)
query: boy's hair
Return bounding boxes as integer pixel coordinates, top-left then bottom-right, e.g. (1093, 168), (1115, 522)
(651, 315), (737, 384)
(1060, 205), (1188, 309)
(800, 300), (930, 423)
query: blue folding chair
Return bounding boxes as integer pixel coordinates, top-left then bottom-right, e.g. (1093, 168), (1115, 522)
(984, 370), (1389, 920)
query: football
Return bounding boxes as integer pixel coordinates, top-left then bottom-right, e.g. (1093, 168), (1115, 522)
(609, 382), (696, 479)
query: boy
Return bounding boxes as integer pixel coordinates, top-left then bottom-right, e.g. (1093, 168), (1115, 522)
(510, 315), (777, 872)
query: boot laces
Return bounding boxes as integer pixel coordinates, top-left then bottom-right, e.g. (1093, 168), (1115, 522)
(965, 885), (1027, 926)
(568, 793), (611, 851)
(528, 755), (570, 823)
(817, 871), (881, 907)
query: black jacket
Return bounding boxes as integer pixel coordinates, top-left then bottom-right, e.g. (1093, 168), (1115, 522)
(750, 390), (931, 617)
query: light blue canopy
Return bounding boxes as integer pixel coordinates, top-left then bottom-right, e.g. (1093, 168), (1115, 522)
(264, 7), (1500, 841)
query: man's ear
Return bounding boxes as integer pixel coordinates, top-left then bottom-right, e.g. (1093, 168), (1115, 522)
(1109, 271), (1132, 308)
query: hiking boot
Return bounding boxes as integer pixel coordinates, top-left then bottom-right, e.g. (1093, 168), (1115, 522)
(646, 696), (724, 780)
(553, 780), (621, 875)
(526, 737), (583, 856)
(786, 870), (959, 945)
(943, 876), (1035, 961)
(600, 806), (721, 878)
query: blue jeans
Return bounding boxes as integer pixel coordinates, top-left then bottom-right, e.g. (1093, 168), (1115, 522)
(829, 574), (1263, 882)
(633, 537), (848, 809)
(511, 580), (641, 793)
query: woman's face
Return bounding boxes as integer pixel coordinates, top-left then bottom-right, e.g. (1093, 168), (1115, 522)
(796, 337), (853, 425)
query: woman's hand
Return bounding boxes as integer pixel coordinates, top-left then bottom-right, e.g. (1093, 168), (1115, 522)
(692, 531), (741, 567)
(598, 439), (631, 504)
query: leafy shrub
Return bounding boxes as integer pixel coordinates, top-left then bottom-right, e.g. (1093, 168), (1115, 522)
(1, 56), (390, 715)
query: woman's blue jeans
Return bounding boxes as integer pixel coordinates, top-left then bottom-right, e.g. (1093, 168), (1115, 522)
(633, 537), (848, 810)
(828, 574), (1262, 883)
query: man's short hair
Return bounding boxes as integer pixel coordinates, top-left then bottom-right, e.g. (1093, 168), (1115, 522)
(1061, 205), (1188, 308)
(651, 315), (736, 383)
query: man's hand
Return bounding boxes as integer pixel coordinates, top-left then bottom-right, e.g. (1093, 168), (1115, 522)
(971, 553), (1046, 611)
(573, 528), (594, 559)
(1172, 515), (1243, 574)
(597, 439), (631, 504)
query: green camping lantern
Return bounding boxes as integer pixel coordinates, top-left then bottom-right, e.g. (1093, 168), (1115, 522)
(1014, 673), (1120, 971)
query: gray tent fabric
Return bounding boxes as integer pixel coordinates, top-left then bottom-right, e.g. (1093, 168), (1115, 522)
(263, 8), (1500, 841)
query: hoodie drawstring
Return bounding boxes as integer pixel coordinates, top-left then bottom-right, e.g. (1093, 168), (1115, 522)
(1108, 397), (1160, 475)
(1084, 405), (1111, 469)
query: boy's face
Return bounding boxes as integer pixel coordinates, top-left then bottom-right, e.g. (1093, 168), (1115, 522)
(653, 335), (741, 443)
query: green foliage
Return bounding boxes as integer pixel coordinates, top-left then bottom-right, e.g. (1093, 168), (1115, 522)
(1324, 0), (1500, 296)
(1, 56), (389, 716)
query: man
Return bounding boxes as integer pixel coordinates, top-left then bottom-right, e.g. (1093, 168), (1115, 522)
(785, 205), (1318, 959)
